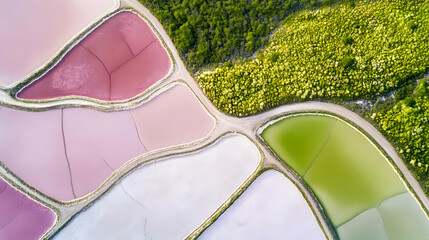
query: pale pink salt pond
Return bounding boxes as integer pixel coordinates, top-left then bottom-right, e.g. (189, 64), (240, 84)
(62, 108), (146, 198)
(0, 177), (56, 240)
(0, 107), (74, 201)
(0, 84), (214, 201)
(0, 0), (117, 87)
(131, 84), (215, 151)
(17, 11), (171, 101)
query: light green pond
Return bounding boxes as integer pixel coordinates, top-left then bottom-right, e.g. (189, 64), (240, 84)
(261, 114), (429, 239)
(261, 115), (334, 176)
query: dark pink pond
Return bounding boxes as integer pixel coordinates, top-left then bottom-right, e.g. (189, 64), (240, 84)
(17, 11), (171, 101)
(0, 85), (214, 201)
(0, 177), (56, 240)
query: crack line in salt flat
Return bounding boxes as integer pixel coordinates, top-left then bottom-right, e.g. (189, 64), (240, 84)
(303, 121), (336, 178)
(375, 208), (390, 240)
(61, 109), (77, 198)
(120, 183), (147, 209)
(373, 192), (409, 238)
(121, 36), (137, 57)
(100, 156), (114, 171)
(376, 192), (408, 210)
(128, 111), (148, 152)
(337, 207), (390, 239)
(81, 46), (112, 101)
(0, 214), (18, 231)
(0, 185), (7, 197)
(109, 38), (157, 74)
(144, 218), (148, 240)
(134, 38), (157, 58)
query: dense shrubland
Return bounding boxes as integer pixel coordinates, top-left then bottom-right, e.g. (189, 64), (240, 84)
(370, 79), (429, 195)
(197, 0), (429, 116)
(140, 0), (337, 71)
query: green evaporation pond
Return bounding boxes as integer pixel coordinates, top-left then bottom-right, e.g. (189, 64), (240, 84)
(261, 114), (429, 239)
(261, 115), (334, 175)
(303, 118), (406, 226)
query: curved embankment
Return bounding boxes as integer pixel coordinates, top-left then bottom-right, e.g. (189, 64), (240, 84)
(0, 0), (118, 88)
(53, 134), (261, 240)
(0, 84), (214, 202)
(0, 177), (56, 239)
(17, 11), (171, 101)
(260, 114), (429, 240)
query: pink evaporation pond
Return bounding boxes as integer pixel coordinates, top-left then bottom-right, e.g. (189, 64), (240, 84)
(0, 84), (214, 202)
(131, 84), (215, 151)
(17, 11), (171, 101)
(62, 108), (147, 198)
(0, 0), (117, 87)
(0, 177), (56, 240)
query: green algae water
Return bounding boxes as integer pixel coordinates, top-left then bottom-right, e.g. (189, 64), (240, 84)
(260, 115), (334, 176)
(261, 114), (429, 239)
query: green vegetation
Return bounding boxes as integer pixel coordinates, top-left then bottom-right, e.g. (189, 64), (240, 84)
(370, 78), (429, 195)
(197, 0), (429, 116)
(140, 0), (337, 71)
